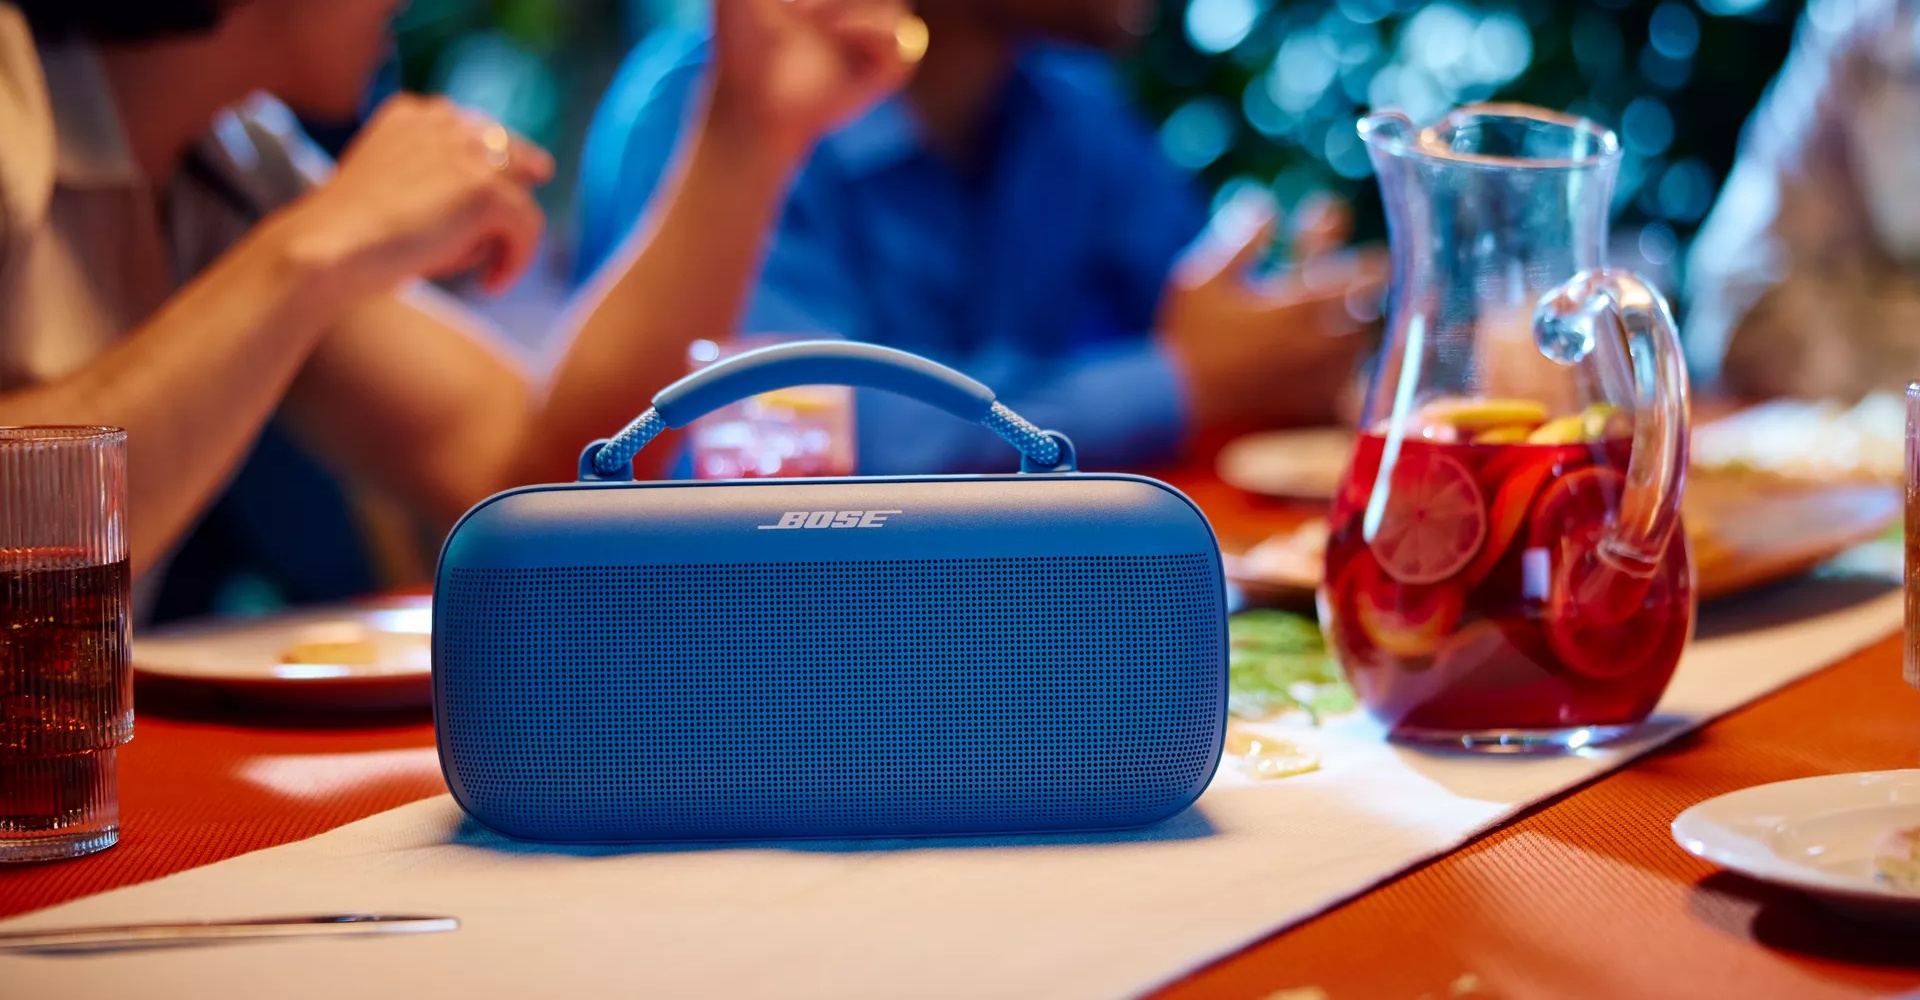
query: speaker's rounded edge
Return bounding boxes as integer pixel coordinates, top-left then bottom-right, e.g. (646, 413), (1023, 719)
(1089, 473), (1232, 805)
(432, 481), (589, 832)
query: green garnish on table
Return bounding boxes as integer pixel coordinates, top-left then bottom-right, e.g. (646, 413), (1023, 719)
(1228, 610), (1355, 724)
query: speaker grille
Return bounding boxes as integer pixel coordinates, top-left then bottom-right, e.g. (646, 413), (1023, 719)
(438, 554), (1222, 841)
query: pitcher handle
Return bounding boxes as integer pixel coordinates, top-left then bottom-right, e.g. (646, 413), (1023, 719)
(1533, 269), (1690, 577)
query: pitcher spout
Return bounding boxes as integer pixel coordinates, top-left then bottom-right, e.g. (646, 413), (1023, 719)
(1357, 110), (1417, 154)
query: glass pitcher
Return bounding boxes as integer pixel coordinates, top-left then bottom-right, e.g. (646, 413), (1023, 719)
(1322, 104), (1693, 753)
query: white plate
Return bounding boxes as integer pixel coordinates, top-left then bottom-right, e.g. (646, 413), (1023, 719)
(1216, 428), (1356, 502)
(133, 598), (432, 711)
(1672, 771), (1920, 924)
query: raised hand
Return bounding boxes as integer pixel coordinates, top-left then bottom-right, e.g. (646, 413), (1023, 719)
(1157, 193), (1386, 430)
(709, 0), (921, 157)
(275, 94), (556, 298)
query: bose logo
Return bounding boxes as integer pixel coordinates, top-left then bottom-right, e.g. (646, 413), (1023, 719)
(757, 510), (904, 530)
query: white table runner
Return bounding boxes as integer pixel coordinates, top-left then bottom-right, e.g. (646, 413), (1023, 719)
(1, 578), (1903, 1000)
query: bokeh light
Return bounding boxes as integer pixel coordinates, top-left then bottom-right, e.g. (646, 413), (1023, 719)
(1161, 96), (1240, 170)
(1648, 3), (1701, 60)
(1621, 96), (1674, 156)
(1656, 158), (1716, 222)
(1186, 0), (1262, 55)
(1699, 0), (1770, 15)
(1638, 221), (1680, 267)
(1130, 0), (1797, 285)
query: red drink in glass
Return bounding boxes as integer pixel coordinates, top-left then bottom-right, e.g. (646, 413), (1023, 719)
(1322, 427), (1693, 746)
(687, 338), (855, 480)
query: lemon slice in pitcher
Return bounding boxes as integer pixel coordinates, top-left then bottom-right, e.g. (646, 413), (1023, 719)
(1525, 414), (1589, 445)
(1473, 425), (1535, 445)
(1419, 397), (1549, 432)
(1526, 404), (1627, 445)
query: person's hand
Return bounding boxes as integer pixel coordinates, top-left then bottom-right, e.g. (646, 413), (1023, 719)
(708, 0), (921, 159)
(1157, 194), (1386, 430)
(271, 94), (556, 298)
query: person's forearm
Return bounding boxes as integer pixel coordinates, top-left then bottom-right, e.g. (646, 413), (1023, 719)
(276, 103), (808, 524)
(0, 217), (345, 576)
(519, 99), (806, 484)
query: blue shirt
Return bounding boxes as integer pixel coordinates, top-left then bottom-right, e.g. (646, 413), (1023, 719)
(576, 34), (1207, 474)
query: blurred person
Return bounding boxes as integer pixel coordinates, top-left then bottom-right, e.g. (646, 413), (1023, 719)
(1687, 0), (1920, 399)
(576, 0), (1379, 474)
(0, 0), (917, 612)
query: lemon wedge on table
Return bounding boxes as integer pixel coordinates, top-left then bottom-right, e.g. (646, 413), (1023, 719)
(1418, 397), (1550, 432)
(1225, 727), (1322, 780)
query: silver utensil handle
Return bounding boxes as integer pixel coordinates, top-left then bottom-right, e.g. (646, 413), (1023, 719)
(0, 914), (458, 953)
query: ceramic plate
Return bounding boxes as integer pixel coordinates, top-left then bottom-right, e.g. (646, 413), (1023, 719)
(1216, 428), (1356, 502)
(1685, 474), (1901, 601)
(133, 598), (432, 711)
(1221, 520), (1325, 609)
(1672, 771), (1920, 924)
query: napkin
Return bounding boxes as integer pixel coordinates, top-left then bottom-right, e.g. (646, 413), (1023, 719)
(0, 579), (1902, 1000)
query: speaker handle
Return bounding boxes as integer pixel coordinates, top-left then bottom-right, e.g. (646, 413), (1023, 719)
(579, 340), (1076, 481)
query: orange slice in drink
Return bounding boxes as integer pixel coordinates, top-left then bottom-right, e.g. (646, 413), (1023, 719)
(1330, 556), (1465, 662)
(1354, 573), (1465, 659)
(1528, 465), (1621, 549)
(1531, 466), (1680, 679)
(1458, 455), (1557, 589)
(1543, 539), (1681, 680)
(1367, 449), (1487, 585)
(1530, 464), (1642, 625)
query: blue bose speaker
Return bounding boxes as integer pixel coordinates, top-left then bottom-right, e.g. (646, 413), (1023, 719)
(433, 341), (1227, 843)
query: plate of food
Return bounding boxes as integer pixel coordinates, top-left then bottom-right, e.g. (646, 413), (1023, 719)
(1216, 427), (1356, 502)
(1221, 399), (1903, 604)
(1218, 390), (1909, 496)
(1690, 393), (1904, 485)
(1673, 771), (1920, 925)
(133, 597), (432, 710)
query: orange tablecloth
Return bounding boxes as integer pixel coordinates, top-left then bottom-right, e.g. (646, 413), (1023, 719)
(4, 464), (1919, 998)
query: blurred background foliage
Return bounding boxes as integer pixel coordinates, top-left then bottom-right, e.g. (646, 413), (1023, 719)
(384, 0), (1802, 288)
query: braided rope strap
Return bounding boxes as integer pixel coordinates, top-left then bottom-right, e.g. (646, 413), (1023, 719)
(588, 400), (1061, 478)
(983, 402), (1062, 468)
(590, 408), (667, 478)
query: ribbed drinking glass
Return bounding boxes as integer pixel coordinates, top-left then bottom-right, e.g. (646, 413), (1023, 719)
(1, 426), (130, 862)
(1907, 385), (1919, 691)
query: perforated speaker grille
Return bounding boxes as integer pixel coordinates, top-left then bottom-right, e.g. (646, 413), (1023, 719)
(438, 554), (1223, 841)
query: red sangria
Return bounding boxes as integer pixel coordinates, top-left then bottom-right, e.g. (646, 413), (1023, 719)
(1322, 399), (1694, 750)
